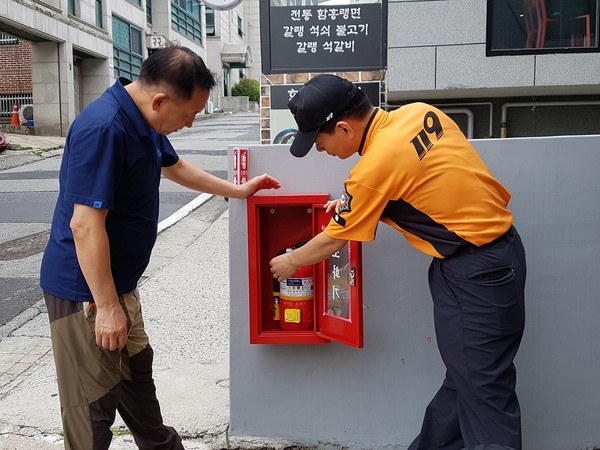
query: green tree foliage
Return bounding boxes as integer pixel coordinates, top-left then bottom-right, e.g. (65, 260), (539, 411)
(232, 78), (259, 102)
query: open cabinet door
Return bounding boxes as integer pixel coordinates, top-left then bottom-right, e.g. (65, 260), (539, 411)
(314, 206), (364, 348)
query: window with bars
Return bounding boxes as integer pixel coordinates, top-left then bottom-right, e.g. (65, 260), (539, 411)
(112, 16), (144, 80)
(171, 1), (202, 43)
(0, 33), (18, 45)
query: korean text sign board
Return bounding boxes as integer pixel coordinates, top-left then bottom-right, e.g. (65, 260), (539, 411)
(262, 2), (386, 74)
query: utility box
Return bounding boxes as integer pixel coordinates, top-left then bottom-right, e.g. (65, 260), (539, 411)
(247, 194), (363, 347)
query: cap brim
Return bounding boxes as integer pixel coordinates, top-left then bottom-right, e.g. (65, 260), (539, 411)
(289, 128), (319, 158)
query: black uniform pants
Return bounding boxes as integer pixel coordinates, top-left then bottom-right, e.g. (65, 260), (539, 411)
(409, 226), (526, 450)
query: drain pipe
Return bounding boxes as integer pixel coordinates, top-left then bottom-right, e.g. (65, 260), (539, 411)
(434, 102), (494, 138)
(437, 107), (474, 139)
(384, 103), (488, 139)
(500, 101), (600, 138)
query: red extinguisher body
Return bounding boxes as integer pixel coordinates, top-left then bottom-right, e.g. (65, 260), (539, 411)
(279, 263), (314, 331)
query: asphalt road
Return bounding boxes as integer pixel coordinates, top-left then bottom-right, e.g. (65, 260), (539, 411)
(0, 111), (259, 327)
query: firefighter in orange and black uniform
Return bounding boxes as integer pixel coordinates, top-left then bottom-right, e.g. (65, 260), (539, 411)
(270, 74), (526, 450)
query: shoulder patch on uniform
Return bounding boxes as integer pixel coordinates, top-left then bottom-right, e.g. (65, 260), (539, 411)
(338, 185), (353, 214)
(333, 213), (346, 227)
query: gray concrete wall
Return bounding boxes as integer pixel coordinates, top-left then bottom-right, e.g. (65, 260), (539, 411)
(221, 96), (249, 112)
(228, 135), (600, 449)
(386, 0), (600, 101)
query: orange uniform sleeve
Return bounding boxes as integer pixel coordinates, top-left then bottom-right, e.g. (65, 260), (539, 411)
(325, 180), (387, 242)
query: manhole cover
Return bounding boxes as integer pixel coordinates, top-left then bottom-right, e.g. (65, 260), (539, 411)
(0, 230), (50, 260)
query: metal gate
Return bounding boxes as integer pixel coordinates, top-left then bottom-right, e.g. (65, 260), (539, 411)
(0, 94), (34, 125)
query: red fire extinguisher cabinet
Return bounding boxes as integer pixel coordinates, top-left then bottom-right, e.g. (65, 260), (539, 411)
(247, 194), (363, 347)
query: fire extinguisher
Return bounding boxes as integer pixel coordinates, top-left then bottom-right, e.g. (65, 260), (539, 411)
(275, 243), (314, 331)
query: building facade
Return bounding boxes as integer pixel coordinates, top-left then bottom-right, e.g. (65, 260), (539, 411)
(2, 0), (600, 137)
(0, 0), (254, 136)
(259, 0), (600, 141)
(387, 0), (600, 138)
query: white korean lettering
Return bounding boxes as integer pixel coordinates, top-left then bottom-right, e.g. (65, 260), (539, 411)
(287, 88), (299, 101)
(309, 25), (331, 37)
(332, 265), (341, 280)
(284, 25), (304, 38)
(301, 9), (312, 20)
(296, 42), (307, 54)
(332, 284), (341, 300)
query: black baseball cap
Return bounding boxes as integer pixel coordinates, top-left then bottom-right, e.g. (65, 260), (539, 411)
(288, 74), (358, 158)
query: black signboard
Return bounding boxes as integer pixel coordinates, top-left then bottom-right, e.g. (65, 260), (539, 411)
(261, 2), (387, 74)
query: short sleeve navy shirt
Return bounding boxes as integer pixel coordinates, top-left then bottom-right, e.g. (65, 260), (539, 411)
(40, 78), (179, 301)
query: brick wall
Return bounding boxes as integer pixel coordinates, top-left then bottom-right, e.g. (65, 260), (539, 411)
(0, 39), (32, 124)
(0, 39), (33, 94)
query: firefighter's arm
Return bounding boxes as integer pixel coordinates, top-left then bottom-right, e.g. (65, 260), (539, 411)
(162, 158), (280, 199)
(70, 204), (127, 351)
(270, 231), (348, 282)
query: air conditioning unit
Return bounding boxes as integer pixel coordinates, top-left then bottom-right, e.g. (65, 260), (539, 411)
(19, 104), (34, 125)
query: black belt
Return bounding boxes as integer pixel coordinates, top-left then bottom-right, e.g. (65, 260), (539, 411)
(452, 225), (515, 257)
(482, 225), (515, 248)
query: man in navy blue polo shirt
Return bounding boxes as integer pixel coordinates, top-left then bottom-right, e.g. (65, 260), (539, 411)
(40, 45), (279, 450)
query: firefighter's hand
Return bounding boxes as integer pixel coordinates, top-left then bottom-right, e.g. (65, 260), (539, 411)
(270, 251), (298, 283)
(95, 302), (128, 351)
(240, 173), (281, 198)
(324, 198), (341, 214)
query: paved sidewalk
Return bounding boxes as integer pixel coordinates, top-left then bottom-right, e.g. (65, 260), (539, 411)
(0, 198), (231, 449)
(0, 201), (297, 450)
(0, 132), (65, 171)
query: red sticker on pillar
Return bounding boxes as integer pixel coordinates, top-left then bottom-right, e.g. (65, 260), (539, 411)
(233, 148), (239, 185)
(240, 148), (248, 184)
(233, 147), (248, 185)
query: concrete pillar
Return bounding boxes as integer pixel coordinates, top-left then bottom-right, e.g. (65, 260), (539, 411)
(31, 41), (74, 136)
(81, 57), (112, 109)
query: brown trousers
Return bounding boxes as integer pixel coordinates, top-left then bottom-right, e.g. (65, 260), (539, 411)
(44, 290), (183, 450)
